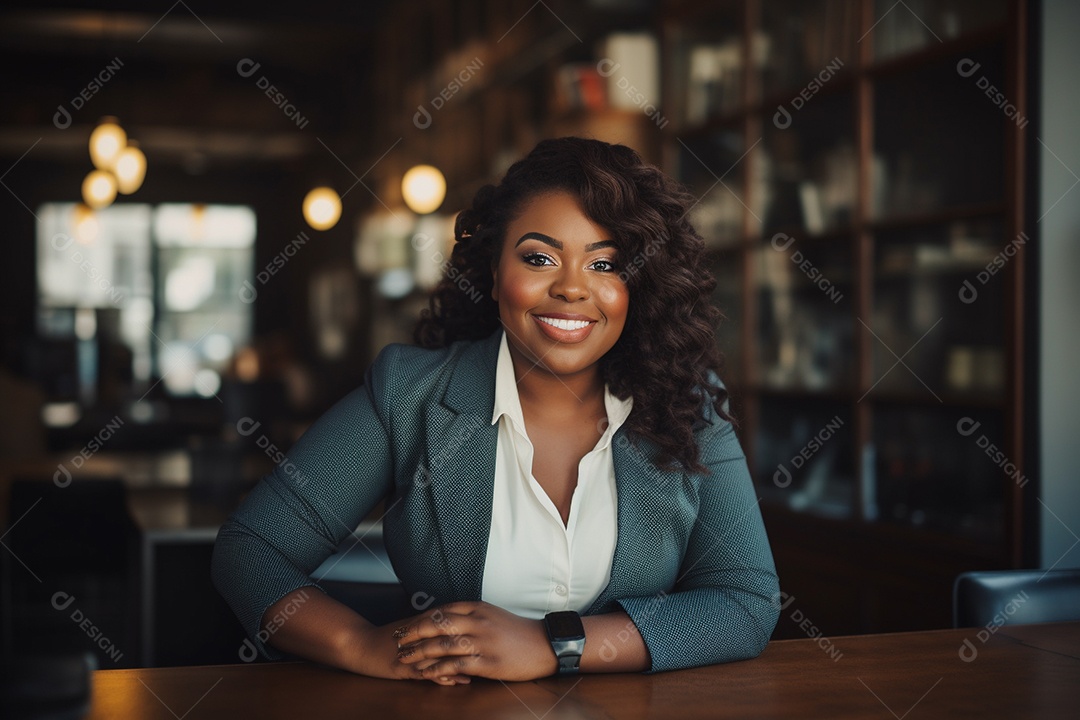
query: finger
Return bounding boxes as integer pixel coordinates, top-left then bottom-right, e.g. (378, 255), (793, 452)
(427, 673), (471, 686)
(394, 611), (472, 645)
(435, 601), (482, 616)
(418, 655), (481, 683)
(397, 634), (477, 664)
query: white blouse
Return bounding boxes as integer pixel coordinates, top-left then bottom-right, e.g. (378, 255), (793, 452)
(481, 331), (634, 619)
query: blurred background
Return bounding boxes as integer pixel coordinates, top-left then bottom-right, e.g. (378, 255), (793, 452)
(0, 0), (1077, 672)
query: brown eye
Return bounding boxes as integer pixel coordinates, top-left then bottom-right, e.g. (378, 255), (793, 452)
(522, 252), (554, 266)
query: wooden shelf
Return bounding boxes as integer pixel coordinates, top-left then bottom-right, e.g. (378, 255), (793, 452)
(661, 0), (1030, 634)
(865, 389), (1006, 410)
(865, 23), (1008, 78)
(868, 202), (1006, 233)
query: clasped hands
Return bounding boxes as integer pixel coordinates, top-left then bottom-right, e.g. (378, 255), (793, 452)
(380, 601), (559, 685)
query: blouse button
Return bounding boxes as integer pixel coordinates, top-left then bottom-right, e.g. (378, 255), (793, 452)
(554, 584), (568, 596)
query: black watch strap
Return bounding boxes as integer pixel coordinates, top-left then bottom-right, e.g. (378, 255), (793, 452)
(543, 611), (585, 676)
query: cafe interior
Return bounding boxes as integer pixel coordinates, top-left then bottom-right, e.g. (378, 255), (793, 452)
(1, 0), (1078, 714)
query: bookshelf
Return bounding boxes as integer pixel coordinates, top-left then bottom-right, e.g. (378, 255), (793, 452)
(661, 0), (1029, 636)
(362, 0), (1030, 637)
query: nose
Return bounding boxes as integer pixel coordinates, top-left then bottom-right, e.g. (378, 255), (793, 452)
(549, 263), (590, 302)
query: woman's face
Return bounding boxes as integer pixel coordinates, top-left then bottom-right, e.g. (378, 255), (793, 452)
(492, 190), (629, 380)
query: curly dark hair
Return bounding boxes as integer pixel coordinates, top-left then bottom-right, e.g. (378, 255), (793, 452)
(414, 137), (733, 475)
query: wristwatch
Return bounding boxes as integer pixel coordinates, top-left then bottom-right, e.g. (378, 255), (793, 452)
(543, 611), (586, 676)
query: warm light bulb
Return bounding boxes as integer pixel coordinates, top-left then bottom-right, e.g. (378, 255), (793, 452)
(89, 118), (126, 170)
(82, 170), (117, 209)
(115, 142), (146, 194)
(401, 165), (446, 214)
(73, 204), (100, 245)
(303, 187), (342, 230)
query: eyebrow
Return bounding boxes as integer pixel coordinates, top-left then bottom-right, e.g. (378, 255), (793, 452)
(515, 232), (618, 252)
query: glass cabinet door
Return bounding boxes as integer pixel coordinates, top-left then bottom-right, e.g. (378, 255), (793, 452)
(755, 240), (853, 392)
(679, 128), (748, 249)
(871, 218), (1008, 403)
(666, 1), (745, 130)
(870, 404), (1007, 545)
(872, 44), (1006, 220)
(755, 396), (855, 519)
(756, 0), (858, 101)
(871, 0), (1007, 60)
(759, 91), (856, 238)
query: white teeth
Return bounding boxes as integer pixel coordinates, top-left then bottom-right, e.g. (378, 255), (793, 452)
(536, 316), (591, 331)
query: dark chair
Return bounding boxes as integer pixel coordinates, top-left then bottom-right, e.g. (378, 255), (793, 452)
(953, 569), (1080, 628)
(314, 526), (414, 626)
(3, 478), (140, 666)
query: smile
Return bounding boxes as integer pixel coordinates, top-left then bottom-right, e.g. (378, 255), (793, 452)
(531, 314), (597, 344)
(536, 316), (592, 331)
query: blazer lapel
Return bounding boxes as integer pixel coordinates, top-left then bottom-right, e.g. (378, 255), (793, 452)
(587, 429), (687, 613)
(423, 327), (503, 601)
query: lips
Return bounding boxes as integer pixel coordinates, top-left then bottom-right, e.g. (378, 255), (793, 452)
(532, 313), (597, 343)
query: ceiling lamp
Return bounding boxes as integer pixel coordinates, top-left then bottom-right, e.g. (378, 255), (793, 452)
(89, 117), (126, 170)
(303, 186), (342, 230)
(114, 141), (146, 194)
(82, 169), (117, 209)
(401, 164), (446, 214)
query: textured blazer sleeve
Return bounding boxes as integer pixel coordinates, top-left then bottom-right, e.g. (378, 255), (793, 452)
(211, 345), (400, 659)
(615, 399), (780, 673)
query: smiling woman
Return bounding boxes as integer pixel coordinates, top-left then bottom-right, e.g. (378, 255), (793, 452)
(212, 137), (779, 687)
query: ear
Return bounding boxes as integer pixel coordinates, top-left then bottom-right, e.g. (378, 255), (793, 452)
(490, 259), (499, 302)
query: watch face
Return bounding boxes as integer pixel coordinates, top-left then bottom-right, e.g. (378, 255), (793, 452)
(545, 611), (585, 641)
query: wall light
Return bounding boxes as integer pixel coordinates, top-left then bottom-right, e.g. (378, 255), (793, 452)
(401, 164), (446, 214)
(303, 186), (342, 230)
(115, 141), (146, 194)
(89, 117), (126, 170)
(82, 170), (117, 209)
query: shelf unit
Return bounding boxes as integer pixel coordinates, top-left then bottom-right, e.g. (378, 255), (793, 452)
(661, 0), (1028, 635)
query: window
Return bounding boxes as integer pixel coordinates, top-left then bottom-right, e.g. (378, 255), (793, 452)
(36, 202), (255, 399)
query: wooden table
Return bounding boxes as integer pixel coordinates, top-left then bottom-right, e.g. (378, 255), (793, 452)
(86, 622), (1080, 719)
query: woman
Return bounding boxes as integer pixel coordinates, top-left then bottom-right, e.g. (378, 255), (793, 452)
(212, 137), (779, 685)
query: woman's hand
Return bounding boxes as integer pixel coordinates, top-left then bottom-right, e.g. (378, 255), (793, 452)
(347, 621), (427, 682)
(348, 613), (468, 683)
(392, 601), (558, 684)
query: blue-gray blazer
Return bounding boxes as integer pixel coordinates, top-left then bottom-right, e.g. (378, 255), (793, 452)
(212, 326), (780, 673)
